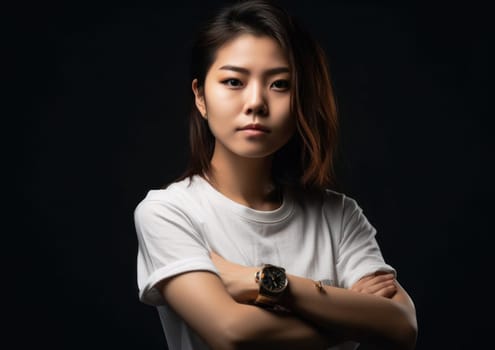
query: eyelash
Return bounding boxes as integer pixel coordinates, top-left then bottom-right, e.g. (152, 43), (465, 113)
(221, 78), (290, 91)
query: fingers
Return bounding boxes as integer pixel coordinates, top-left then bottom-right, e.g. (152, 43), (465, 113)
(374, 284), (397, 298)
(364, 278), (397, 298)
(352, 272), (394, 290)
(351, 273), (397, 298)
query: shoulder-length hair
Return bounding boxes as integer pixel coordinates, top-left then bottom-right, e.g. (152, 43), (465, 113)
(177, 0), (338, 191)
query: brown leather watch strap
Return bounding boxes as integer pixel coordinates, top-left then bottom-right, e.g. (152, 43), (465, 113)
(254, 293), (278, 306)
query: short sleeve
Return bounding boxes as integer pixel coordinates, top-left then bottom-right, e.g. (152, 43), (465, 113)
(336, 196), (395, 289)
(134, 198), (218, 306)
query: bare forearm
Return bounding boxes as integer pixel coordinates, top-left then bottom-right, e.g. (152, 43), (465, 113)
(161, 271), (334, 350)
(283, 275), (417, 349)
(226, 303), (333, 350)
(209, 252), (417, 348)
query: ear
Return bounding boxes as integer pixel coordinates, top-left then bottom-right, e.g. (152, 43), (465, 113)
(192, 79), (207, 118)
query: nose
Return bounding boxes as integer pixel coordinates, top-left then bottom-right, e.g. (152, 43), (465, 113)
(244, 82), (268, 117)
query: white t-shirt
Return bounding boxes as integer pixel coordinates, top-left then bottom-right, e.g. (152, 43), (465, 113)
(134, 175), (395, 350)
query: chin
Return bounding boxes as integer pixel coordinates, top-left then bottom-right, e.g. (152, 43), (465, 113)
(235, 147), (281, 159)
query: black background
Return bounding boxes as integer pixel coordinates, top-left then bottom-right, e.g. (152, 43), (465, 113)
(17, 0), (491, 349)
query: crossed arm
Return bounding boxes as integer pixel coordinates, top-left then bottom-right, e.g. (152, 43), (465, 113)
(159, 253), (417, 350)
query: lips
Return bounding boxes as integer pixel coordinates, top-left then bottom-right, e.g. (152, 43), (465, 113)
(238, 123), (271, 133)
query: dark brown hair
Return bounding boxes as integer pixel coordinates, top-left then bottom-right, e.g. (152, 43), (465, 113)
(177, 0), (338, 191)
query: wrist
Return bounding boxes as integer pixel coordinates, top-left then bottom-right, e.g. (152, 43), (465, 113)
(239, 267), (259, 303)
(253, 264), (290, 309)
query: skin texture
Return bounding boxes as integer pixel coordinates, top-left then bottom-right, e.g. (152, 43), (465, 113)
(210, 252), (417, 349)
(159, 272), (332, 350)
(161, 34), (418, 349)
(192, 34), (294, 211)
(350, 271), (397, 298)
(193, 34), (295, 161)
(210, 252), (398, 302)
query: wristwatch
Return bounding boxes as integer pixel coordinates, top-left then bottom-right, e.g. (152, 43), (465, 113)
(254, 264), (288, 307)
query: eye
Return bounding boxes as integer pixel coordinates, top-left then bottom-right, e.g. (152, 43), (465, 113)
(271, 79), (290, 91)
(222, 78), (243, 88)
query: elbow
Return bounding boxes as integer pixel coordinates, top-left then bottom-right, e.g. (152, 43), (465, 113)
(402, 318), (418, 350)
(385, 295), (418, 350)
(208, 313), (251, 350)
(206, 332), (238, 350)
(205, 327), (238, 350)
(221, 318), (251, 350)
(214, 329), (241, 350)
(201, 303), (263, 350)
(372, 310), (418, 350)
(366, 322), (417, 350)
(370, 325), (417, 350)
(216, 309), (269, 350)
(390, 313), (418, 350)
(400, 305), (418, 350)
(393, 322), (417, 350)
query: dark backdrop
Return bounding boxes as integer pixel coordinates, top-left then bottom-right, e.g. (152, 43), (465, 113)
(19, 0), (491, 349)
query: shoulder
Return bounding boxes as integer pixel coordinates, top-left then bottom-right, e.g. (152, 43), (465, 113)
(291, 189), (367, 237)
(134, 176), (205, 220)
(294, 188), (361, 215)
(323, 189), (362, 215)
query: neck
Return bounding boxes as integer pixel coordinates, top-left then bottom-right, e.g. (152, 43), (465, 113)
(205, 147), (282, 211)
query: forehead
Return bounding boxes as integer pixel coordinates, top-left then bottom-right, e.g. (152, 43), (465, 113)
(210, 34), (289, 72)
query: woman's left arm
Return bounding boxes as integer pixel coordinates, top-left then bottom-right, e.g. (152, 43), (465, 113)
(285, 274), (417, 349)
(211, 252), (417, 350)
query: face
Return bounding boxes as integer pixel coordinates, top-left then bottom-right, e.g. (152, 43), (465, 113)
(193, 34), (295, 160)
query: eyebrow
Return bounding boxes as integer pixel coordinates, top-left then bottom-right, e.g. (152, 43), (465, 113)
(219, 65), (290, 76)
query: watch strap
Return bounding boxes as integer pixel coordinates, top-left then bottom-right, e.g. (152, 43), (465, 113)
(254, 293), (279, 306)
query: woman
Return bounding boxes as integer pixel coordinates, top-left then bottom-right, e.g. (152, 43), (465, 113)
(134, 1), (417, 349)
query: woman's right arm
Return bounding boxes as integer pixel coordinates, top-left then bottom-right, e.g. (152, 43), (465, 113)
(159, 271), (333, 350)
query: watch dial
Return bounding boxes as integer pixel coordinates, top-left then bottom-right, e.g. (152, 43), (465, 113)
(261, 266), (287, 293)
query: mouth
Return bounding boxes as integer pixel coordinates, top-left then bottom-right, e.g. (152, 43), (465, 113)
(237, 123), (271, 133)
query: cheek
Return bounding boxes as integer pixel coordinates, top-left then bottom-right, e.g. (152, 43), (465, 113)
(272, 96), (293, 125)
(205, 87), (241, 118)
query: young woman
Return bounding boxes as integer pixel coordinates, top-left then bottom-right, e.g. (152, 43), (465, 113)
(134, 1), (417, 349)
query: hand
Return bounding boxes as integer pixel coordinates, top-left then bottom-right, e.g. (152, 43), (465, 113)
(350, 271), (397, 299)
(210, 252), (258, 303)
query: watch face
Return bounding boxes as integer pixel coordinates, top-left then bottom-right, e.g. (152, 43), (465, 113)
(261, 266), (288, 293)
